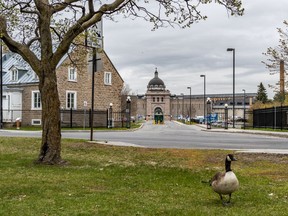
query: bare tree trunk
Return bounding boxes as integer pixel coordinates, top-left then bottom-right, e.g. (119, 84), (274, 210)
(37, 69), (63, 164)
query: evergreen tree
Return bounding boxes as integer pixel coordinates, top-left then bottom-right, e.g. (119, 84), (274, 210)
(256, 82), (268, 103)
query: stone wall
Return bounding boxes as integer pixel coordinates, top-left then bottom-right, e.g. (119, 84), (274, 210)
(19, 49), (124, 126)
(57, 49), (124, 112)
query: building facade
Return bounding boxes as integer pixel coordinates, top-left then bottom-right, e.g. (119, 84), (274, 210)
(1, 49), (124, 127)
(135, 69), (256, 123)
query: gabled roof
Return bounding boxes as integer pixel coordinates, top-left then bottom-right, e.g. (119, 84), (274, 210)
(2, 52), (38, 85)
(1, 49), (124, 85)
(102, 50), (124, 83)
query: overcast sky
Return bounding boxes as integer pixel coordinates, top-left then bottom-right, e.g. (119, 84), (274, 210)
(103, 0), (288, 98)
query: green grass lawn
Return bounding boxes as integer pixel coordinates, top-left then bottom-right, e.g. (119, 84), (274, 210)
(1, 137), (288, 215)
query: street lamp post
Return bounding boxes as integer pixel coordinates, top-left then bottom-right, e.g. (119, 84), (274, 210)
(242, 89), (246, 130)
(126, 96), (131, 128)
(207, 97), (211, 129)
(108, 103), (113, 128)
(181, 93), (184, 121)
(224, 103), (228, 129)
(187, 87), (191, 124)
(90, 48), (97, 141)
(200, 75), (206, 124)
(227, 48), (235, 128)
(85, 29), (101, 141)
(176, 96), (179, 120)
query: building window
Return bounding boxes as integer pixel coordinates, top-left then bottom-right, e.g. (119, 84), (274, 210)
(153, 97), (155, 102)
(104, 72), (112, 85)
(32, 91), (41, 110)
(68, 67), (77, 81)
(31, 119), (41, 126)
(11, 68), (18, 81)
(66, 91), (77, 109)
(157, 97), (159, 102)
(161, 97), (164, 102)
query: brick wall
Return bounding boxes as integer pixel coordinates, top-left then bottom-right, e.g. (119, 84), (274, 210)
(19, 49), (124, 126)
(57, 49), (123, 112)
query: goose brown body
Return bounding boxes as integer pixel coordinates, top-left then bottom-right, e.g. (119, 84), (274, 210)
(211, 154), (239, 204)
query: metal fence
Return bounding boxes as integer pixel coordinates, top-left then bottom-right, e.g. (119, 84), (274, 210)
(253, 106), (288, 130)
(2, 108), (129, 128)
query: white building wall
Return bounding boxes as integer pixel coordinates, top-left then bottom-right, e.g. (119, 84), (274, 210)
(3, 89), (22, 122)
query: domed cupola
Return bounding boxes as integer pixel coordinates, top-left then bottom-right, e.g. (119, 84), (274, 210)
(147, 68), (166, 90)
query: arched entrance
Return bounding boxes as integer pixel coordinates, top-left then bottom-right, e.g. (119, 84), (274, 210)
(154, 107), (164, 124)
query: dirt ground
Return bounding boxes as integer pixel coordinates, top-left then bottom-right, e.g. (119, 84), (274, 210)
(236, 152), (288, 164)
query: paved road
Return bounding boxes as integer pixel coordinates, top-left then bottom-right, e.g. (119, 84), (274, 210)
(1, 121), (287, 153)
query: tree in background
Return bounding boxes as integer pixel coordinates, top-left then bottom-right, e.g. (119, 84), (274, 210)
(256, 82), (268, 104)
(273, 92), (288, 104)
(262, 20), (288, 98)
(0, 0), (244, 164)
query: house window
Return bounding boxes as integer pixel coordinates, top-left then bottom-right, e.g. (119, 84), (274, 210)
(66, 91), (77, 109)
(32, 91), (41, 109)
(104, 72), (112, 85)
(11, 68), (18, 81)
(31, 119), (41, 126)
(68, 67), (77, 81)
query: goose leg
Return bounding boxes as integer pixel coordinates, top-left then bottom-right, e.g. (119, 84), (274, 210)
(219, 194), (227, 205)
(227, 193), (232, 203)
(219, 194), (223, 201)
(221, 194), (231, 206)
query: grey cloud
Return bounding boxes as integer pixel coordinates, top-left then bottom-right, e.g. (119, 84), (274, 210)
(104, 0), (288, 98)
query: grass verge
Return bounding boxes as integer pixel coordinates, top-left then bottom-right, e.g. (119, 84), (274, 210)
(1, 137), (288, 215)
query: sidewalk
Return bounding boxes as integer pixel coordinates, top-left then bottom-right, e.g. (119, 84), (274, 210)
(197, 124), (288, 138)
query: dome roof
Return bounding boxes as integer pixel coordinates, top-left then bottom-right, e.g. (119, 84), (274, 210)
(147, 69), (166, 89)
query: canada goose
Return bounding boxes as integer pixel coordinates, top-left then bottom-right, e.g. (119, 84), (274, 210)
(210, 154), (239, 204)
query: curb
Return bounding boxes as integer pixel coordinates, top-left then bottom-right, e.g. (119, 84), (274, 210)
(198, 126), (288, 138)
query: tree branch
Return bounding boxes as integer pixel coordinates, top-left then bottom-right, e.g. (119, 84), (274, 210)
(52, 0), (127, 67)
(0, 15), (41, 72)
(52, 0), (81, 13)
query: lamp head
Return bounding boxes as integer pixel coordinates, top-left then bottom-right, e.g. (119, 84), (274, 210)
(200, 75), (205, 78)
(227, 48), (235, 52)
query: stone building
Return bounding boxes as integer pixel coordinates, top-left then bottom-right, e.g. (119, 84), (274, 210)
(1, 49), (124, 127)
(134, 69), (256, 123)
(145, 69), (171, 122)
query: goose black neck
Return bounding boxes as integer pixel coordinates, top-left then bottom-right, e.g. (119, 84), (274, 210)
(225, 160), (232, 172)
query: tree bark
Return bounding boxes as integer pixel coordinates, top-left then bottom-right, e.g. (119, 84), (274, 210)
(37, 68), (63, 165)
